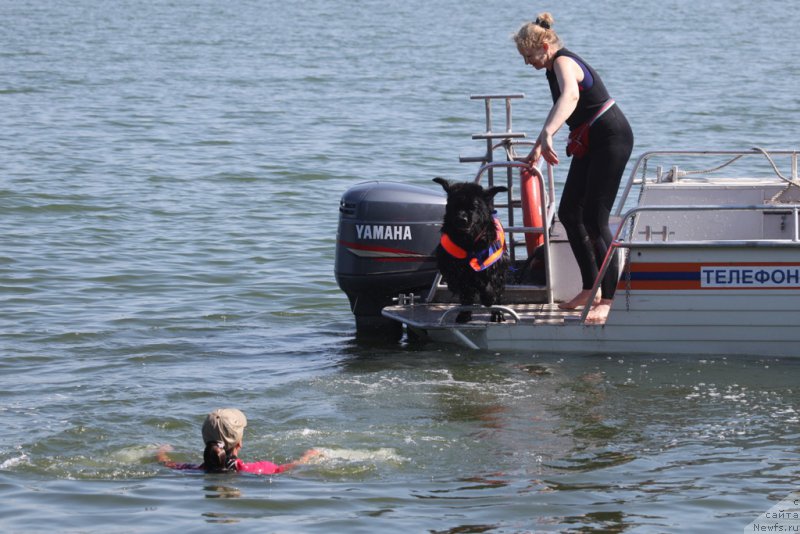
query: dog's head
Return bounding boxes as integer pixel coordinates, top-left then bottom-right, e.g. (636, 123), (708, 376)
(434, 177), (507, 237)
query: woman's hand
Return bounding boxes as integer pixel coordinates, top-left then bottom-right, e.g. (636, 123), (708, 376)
(524, 142), (543, 167)
(536, 130), (559, 166)
(156, 444), (173, 463)
(525, 131), (559, 167)
(297, 449), (322, 464)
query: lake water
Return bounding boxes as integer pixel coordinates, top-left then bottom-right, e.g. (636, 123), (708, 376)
(1, 0), (799, 532)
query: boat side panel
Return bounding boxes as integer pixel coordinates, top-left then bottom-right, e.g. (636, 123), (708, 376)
(478, 323), (800, 357)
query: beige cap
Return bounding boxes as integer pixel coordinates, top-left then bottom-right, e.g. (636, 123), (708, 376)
(201, 408), (247, 451)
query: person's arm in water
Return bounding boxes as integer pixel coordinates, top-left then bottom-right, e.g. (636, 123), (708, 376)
(156, 445), (202, 470)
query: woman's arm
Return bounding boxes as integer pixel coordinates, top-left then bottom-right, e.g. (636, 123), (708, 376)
(156, 445), (201, 470)
(528, 55), (583, 166)
(279, 449), (322, 470)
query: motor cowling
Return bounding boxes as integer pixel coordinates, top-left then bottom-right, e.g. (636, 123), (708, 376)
(335, 181), (445, 338)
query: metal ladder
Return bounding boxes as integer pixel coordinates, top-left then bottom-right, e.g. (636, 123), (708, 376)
(460, 94), (530, 263)
(426, 94), (557, 306)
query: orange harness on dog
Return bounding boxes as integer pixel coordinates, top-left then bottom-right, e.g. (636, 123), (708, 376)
(440, 217), (506, 272)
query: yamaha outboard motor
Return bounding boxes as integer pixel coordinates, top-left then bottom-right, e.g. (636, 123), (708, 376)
(335, 181), (445, 339)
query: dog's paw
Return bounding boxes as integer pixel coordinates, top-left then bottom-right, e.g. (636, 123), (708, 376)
(456, 310), (473, 323)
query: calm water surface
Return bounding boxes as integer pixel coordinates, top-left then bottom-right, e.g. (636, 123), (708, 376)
(1, 0), (799, 532)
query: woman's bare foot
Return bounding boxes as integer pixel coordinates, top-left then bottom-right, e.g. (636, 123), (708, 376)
(558, 290), (601, 310)
(585, 299), (613, 325)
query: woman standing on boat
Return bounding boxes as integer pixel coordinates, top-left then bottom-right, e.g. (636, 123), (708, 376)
(514, 13), (634, 324)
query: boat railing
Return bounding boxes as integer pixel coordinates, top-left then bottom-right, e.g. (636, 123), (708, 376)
(426, 159), (556, 305)
(458, 94), (559, 263)
(439, 305), (521, 325)
(474, 161), (555, 305)
(426, 94), (558, 306)
(582, 203), (800, 323)
(616, 148), (800, 216)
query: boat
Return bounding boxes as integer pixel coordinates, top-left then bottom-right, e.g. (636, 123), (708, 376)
(335, 94), (800, 356)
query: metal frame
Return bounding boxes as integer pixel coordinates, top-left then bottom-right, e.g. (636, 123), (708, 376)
(439, 305), (521, 325)
(617, 149), (800, 215)
(471, 161), (555, 305)
(426, 94), (558, 310)
(424, 160), (556, 308)
(581, 203), (800, 322)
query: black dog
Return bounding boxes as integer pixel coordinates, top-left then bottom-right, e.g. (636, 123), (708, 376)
(433, 177), (509, 323)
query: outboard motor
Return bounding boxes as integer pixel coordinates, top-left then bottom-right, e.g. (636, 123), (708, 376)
(335, 181), (445, 339)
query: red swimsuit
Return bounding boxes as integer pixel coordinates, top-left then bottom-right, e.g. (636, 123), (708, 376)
(162, 458), (290, 475)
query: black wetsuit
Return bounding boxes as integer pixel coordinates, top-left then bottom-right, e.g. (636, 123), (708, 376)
(546, 48), (634, 298)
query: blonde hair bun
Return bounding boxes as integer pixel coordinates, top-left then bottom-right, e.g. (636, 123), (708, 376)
(535, 12), (554, 29)
(513, 12), (561, 52)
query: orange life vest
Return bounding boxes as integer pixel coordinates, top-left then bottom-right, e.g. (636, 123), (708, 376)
(440, 217), (506, 272)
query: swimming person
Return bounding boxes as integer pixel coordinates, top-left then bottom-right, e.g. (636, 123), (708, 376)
(157, 408), (319, 474)
(514, 12), (634, 324)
